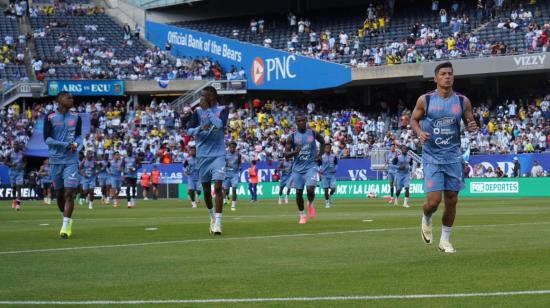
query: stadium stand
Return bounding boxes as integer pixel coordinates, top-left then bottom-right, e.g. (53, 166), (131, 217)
(0, 12), (28, 80)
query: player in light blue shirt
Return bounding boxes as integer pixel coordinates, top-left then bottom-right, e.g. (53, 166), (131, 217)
(97, 154), (110, 204)
(277, 157), (293, 205)
(109, 152), (124, 208)
(124, 145), (140, 208)
(411, 62), (478, 253)
(392, 145), (412, 208)
(385, 144), (398, 204)
(6, 142), (25, 211)
(183, 146), (201, 208)
(187, 86), (229, 235)
(223, 141), (241, 211)
(320, 144), (338, 208)
(79, 150), (96, 210)
(43, 92), (82, 239)
(39, 159), (52, 205)
(285, 113), (325, 225)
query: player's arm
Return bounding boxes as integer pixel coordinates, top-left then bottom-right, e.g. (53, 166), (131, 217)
(462, 97), (478, 132)
(73, 116), (83, 148)
(43, 114), (69, 148)
(284, 135), (300, 158)
(206, 107), (224, 129)
(410, 95), (430, 143)
(187, 110), (201, 136)
(79, 160), (86, 176)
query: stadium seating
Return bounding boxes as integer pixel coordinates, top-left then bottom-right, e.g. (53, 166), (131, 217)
(0, 12), (28, 80)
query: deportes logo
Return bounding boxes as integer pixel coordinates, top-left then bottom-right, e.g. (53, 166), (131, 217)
(252, 57), (265, 86)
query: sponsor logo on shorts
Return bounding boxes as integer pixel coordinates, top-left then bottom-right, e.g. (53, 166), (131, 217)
(470, 181), (519, 194)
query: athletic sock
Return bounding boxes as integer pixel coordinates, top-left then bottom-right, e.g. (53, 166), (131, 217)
(231, 201), (236, 207)
(208, 208), (215, 219)
(215, 213), (222, 225)
(299, 211), (306, 217)
(441, 226), (452, 242)
(422, 214), (432, 225)
(62, 217), (71, 229)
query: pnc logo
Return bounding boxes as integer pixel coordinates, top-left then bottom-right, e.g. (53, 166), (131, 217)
(252, 57), (265, 85)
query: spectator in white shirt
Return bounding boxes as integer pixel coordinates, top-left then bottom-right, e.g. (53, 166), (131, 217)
(530, 160), (544, 177)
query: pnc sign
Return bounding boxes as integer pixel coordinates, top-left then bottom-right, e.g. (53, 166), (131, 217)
(251, 55), (297, 86)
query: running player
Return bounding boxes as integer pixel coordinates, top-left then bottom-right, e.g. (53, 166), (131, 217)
(97, 154), (110, 204)
(385, 144), (398, 204)
(393, 145), (412, 208)
(79, 150), (96, 210)
(109, 151), (124, 208)
(43, 91), (82, 238)
(277, 156), (293, 205)
(411, 62), (478, 253)
(188, 86), (229, 235)
(39, 159), (52, 205)
(7, 142), (25, 211)
(151, 166), (161, 200)
(140, 169), (151, 200)
(223, 141), (241, 211)
(285, 113), (325, 224)
(320, 144), (338, 208)
(183, 146), (201, 208)
(124, 145), (140, 208)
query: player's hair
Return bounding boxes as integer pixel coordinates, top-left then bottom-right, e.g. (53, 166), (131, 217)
(203, 85), (218, 97)
(114, 151), (119, 155)
(56, 91), (71, 100)
(229, 141), (237, 147)
(434, 62), (453, 75)
(296, 112), (308, 120)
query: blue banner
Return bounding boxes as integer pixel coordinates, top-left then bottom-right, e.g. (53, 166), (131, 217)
(467, 153), (549, 177)
(25, 113), (92, 157)
(145, 21), (352, 91)
(47, 80), (125, 96)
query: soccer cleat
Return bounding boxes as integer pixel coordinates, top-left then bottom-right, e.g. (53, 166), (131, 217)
(403, 203), (410, 208)
(325, 200), (331, 208)
(79, 198), (83, 206)
(308, 205), (316, 219)
(59, 227), (68, 239)
(438, 241), (456, 253)
(67, 219), (73, 237)
(88, 203), (93, 210)
(388, 197), (394, 204)
(299, 216), (307, 224)
(192, 202), (197, 208)
(11, 200), (16, 209)
(144, 197), (149, 201)
(212, 222), (222, 235)
(285, 197), (289, 205)
(15, 204), (21, 211)
(421, 216), (433, 244)
(231, 206), (236, 211)
(278, 198), (282, 205)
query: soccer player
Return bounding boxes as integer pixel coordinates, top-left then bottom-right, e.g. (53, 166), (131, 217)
(393, 145), (413, 208)
(277, 157), (293, 205)
(411, 62), (478, 253)
(183, 146), (201, 208)
(320, 144), (338, 208)
(187, 86), (229, 235)
(285, 113), (325, 224)
(39, 159), (52, 205)
(124, 145), (140, 208)
(109, 151), (124, 208)
(79, 150), (96, 210)
(385, 144), (398, 204)
(97, 154), (110, 204)
(43, 91), (82, 238)
(151, 165), (161, 200)
(140, 169), (151, 201)
(248, 160), (258, 203)
(7, 142), (25, 211)
(223, 141), (241, 211)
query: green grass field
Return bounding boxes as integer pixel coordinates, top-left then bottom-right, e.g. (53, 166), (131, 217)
(1, 197), (550, 307)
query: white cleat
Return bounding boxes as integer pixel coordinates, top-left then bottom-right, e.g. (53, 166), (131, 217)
(231, 207), (236, 211)
(88, 203), (93, 210)
(403, 203), (410, 208)
(421, 216), (433, 244)
(209, 218), (215, 234)
(212, 222), (222, 235)
(438, 241), (456, 253)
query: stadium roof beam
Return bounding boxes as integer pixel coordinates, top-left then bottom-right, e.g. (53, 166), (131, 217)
(126, 0), (204, 10)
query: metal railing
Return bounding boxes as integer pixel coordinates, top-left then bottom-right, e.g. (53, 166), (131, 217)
(370, 149), (422, 172)
(172, 79), (247, 110)
(1, 81), (45, 108)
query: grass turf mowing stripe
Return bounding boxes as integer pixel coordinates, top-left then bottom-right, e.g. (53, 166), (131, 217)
(1, 290), (550, 304)
(1, 221), (549, 255)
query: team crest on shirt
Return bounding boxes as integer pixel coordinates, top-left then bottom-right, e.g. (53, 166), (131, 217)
(68, 119), (75, 126)
(307, 136), (314, 142)
(452, 104), (461, 115)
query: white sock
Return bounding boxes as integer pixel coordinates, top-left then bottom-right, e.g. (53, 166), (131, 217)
(215, 213), (222, 225)
(208, 208), (215, 219)
(404, 197), (409, 204)
(62, 217), (71, 229)
(231, 201), (236, 207)
(422, 214), (432, 225)
(300, 210), (306, 217)
(308, 201), (313, 207)
(88, 201), (93, 207)
(441, 226), (452, 242)
(192, 201), (196, 207)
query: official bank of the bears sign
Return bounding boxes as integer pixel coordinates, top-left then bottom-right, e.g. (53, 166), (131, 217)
(146, 21), (352, 91)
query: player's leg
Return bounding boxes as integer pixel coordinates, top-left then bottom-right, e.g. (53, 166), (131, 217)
(389, 173), (395, 201)
(437, 163), (464, 253)
(403, 175), (411, 208)
(210, 156), (226, 234)
(15, 181), (22, 211)
(421, 163), (445, 245)
(290, 174), (307, 224)
(189, 189), (196, 207)
(278, 182), (284, 204)
(305, 168), (318, 218)
(10, 172), (16, 209)
(231, 186), (237, 210)
(125, 178), (132, 206)
(60, 164), (80, 238)
(130, 178), (137, 207)
(51, 165), (65, 215)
